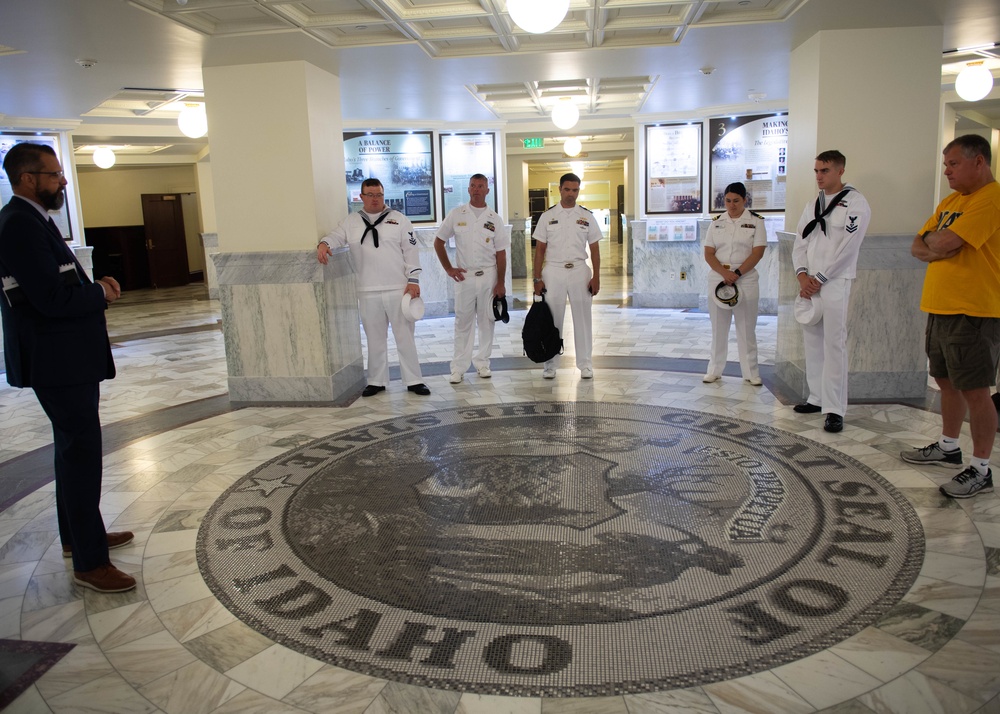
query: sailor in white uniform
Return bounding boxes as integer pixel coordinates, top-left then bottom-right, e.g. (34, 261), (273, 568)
(317, 178), (430, 397)
(792, 150), (871, 432)
(434, 174), (508, 383)
(703, 181), (767, 385)
(532, 172), (603, 380)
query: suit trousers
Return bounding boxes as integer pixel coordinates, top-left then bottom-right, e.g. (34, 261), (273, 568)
(451, 266), (497, 375)
(706, 269), (761, 381)
(33, 383), (109, 572)
(359, 290), (423, 387)
(802, 277), (852, 416)
(541, 262), (593, 371)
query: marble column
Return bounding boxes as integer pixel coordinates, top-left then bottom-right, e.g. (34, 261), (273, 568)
(774, 233), (927, 401)
(200, 233), (218, 299)
(510, 217), (527, 278)
(214, 249), (364, 405)
(204, 60), (351, 404)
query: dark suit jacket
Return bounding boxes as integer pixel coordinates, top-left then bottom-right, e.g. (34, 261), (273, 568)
(0, 196), (115, 388)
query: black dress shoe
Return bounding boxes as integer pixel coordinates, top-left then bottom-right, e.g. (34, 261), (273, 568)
(824, 414), (844, 432)
(407, 383), (431, 396)
(793, 403), (822, 413)
(361, 385), (386, 397)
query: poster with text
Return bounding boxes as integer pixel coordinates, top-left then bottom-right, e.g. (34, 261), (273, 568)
(645, 124), (702, 215)
(440, 133), (498, 216)
(343, 132), (435, 222)
(0, 134), (73, 240)
(708, 114), (788, 212)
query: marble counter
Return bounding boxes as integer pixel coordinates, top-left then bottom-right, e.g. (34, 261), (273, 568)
(774, 232), (928, 401)
(213, 249), (365, 405)
(631, 217), (782, 313)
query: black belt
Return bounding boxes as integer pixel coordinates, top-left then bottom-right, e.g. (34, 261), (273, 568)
(474, 270), (484, 276)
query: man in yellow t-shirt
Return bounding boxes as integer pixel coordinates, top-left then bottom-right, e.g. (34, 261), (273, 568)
(901, 134), (1000, 499)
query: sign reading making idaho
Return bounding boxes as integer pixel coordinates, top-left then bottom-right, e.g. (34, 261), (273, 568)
(197, 402), (923, 696)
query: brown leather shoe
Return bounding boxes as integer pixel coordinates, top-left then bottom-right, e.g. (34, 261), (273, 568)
(73, 564), (137, 593)
(63, 531), (135, 558)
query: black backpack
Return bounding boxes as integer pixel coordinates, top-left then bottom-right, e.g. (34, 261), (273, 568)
(522, 293), (563, 363)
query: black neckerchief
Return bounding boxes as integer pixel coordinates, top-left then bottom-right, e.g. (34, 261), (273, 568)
(360, 210), (389, 248)
(801, 188), (851, 239)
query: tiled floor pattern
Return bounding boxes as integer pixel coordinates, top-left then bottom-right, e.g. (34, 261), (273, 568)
(0, 281), (998, 713)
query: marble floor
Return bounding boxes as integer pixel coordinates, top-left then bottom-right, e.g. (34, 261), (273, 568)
(0, 268), (998, 714)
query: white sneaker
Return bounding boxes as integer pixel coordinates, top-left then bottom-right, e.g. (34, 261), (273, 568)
(449, 372), (463, 384)
(477, 366), (492, 378)
(744, 377), (763, 386)
(542, 368), (556, 379)
(702, 374), (720, 383)
(580, 367), (594, 379)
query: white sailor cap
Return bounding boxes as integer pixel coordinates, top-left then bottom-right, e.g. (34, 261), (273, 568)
(794, 295), (823, 326)
(401, 293), (425, 321)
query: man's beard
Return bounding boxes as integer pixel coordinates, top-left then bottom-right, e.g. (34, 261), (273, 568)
(38, 188), (65, 211)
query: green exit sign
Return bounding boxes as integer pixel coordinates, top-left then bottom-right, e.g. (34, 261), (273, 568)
(522, 137), (545, 149)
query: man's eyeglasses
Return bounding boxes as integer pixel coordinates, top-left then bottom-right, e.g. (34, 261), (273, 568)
(361, 192), (384, 198)
(26, 171), (65, 179)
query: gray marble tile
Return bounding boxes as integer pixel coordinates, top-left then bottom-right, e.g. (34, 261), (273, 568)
(876, 601), (966, 652)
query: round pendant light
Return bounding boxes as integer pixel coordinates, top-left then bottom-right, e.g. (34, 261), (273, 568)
(563, 137), (582, 157)
(551, 98), (580, 130)
(93, 147), (116, 169)
(955, 63), (994, 102)
(507, 0), (569, 34)
(178, 103), (208, 138)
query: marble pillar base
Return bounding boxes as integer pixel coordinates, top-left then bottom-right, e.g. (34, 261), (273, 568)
(201, 233), (219, 299)
(510, 218), (527, 278)
(213, 249), (365, 405)
(774, 233), (928, 402)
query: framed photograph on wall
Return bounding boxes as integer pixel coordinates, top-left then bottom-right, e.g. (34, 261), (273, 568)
(708, 113), (788, 212)
(645, 123), (702, 215)
(343, 131), (436, 222)
(0, 133), (73, 240)
(440, 133), (498, 215)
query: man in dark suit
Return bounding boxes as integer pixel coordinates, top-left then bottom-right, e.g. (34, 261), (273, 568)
(0, 143), (135, 593)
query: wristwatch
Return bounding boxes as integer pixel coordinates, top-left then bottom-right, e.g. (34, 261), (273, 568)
(533, 278), (542, 283)
(733, 268), (742, 277)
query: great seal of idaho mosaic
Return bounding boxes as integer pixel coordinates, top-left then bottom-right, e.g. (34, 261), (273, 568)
(197, 402), (923, 696)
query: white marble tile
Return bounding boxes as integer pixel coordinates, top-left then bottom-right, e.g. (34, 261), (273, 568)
(771, 650), (882, 709)
(828, 626), (932, 683)
(703, 671), (815, 713)
(857, 669), (982, 714)
(224, 644), (326, 700)
(45, 670), (160, 713)
(623, 687), (720, 713)
(103, 629), (199, 687)
(455, 693), (542, 714)
(144, 573), (214, 613)
(281, 666), (387, 713)
(143, 530), (198, 558)
(139, 660), (245, 714)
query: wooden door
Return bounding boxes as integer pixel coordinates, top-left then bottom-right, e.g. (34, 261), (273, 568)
(141, 194), (190, 288)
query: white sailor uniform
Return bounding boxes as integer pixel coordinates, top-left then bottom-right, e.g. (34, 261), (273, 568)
(704, 209), (767, 381)
(321, 209), (424, 388)
(532, 204), (603, 371)
(792, 186), (871, 417)
(437, 202), (509, 376)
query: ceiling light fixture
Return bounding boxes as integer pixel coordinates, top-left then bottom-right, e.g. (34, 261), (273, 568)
(177, 103), (207, 138)
(564, 137), (582, 157)
(92, 147), (116, 169)
(570, 161), (585, 179)
(551, 97), (579, 130)
(955, 61), (994, 101)
(507, 0), (569, 34)
(748, 92), (766, 103)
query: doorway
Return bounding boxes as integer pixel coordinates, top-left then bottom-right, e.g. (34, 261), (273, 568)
(141, 193), (190, 288)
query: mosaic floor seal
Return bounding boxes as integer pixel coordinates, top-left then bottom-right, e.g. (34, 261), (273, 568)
(197, 402), (924, 696)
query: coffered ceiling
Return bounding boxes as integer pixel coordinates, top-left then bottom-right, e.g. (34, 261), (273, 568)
(128, 0), (809, 59)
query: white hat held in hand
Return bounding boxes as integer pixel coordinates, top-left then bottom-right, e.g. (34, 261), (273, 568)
(401, 293), (425, 321)
(712, 281), (739, 310)
(794, 295), (823, 326)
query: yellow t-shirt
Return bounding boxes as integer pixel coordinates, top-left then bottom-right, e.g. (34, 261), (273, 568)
(920, 181), (1000, 316)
